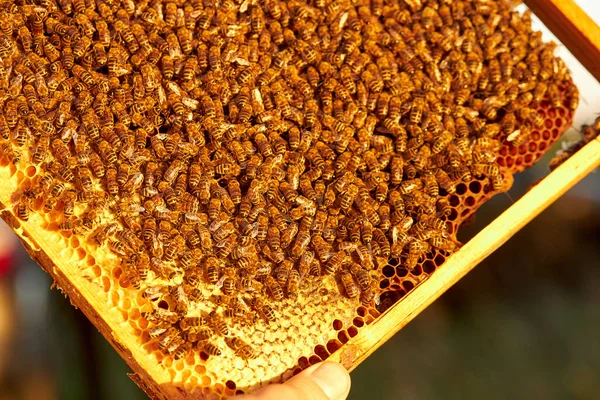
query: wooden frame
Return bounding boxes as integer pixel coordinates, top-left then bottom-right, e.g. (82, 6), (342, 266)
(328, 0), (600, 372)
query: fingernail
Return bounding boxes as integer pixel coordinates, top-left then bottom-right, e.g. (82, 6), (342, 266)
(308, 362), (351, 400)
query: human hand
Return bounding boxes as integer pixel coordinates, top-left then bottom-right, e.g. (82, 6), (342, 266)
(237, 361), (351, 400)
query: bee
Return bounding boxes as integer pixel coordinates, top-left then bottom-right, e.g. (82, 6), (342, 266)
(227, 337), (258, 359)
(251, 298), (276, 322)
(430, 237), (457, 252)
(286, 269), (300, 299)
(569, 89), (579, 112)
(15, 196), (30, 221)
(92, 222), (118, 245)
(203, 343), (222, 357)
(340, 271), (359, 298)
(548, 83), (563, 109)
(184, 326), (213, 343)
(208, 311), (229, 336)
(265, 275), (284, 301)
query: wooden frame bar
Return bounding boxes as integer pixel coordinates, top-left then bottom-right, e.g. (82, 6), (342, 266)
(525, 0), (600, 82)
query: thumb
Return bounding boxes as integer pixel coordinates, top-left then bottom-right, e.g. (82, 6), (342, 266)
(238, 361), (351, 400)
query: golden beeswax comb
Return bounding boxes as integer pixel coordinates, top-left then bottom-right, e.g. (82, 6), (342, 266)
(0, 0), (581, 398)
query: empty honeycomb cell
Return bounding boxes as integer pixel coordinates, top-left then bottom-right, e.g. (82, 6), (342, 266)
(298, 356), (310, 370)
(91, 265), (101, 279)
(337, 331), (349, 345)
(86, 255), (95, 267)
(382, 265), (395, 278)
(469, 181), (482, 194)
(380, 279), (390, 290)
(402, 280), (416, 293)
(456, 183), (468, 195)
(174, 360), (185, 372)
(15, 170), (24, 184)
(76, 248), (86, 261)
(112, 267), (122, 280)
(25, 166), (36, 177)
(194, 365), (207, 376)
(353, 318), (365, 328)
(465, 196), (476, 207)
(226, 380), (236, 391)
(200, 375), (212, 386)
(326, 339), (343, 354)
(518, 145), (528, 155)
(543, 130), (551, 140)
(118, 275), (130, 289)
(529, 142), (539, 153)
(110, 290), (120, 307)
(540, 142), (548, 151)
(70, 236), (79, 249)
(314, 345), (329, 359)
(435, 254), (446, 266)
(332, 319), (343, 331)
(423, 260), (436, 274)
(308, 355), (322, 365)
(553, 128), (560, 137)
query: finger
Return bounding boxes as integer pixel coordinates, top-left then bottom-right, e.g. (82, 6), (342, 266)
(238, 361), (351, 400)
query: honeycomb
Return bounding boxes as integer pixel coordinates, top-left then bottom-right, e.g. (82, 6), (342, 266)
(0, 0), (577, 398)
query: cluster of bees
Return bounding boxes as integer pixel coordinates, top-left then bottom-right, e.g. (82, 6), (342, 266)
(0, 0), (575, 360)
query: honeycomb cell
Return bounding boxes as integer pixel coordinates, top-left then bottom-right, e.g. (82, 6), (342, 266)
(314, 345), (329, 359)
(122, 298), (132, 311)
(332, 320), (343, 331)
(352, 318), (364, 328)
(76, 248), (86, 261)
(86, 255), (96, 267)
(112, 267), (122, 280)
(337, 331), (349, 345)
(308, 355), (321, 365)
(326, 340), (343, 354)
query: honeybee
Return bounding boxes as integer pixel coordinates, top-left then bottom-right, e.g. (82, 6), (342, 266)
(265, 275), (284, 301)
(155, 327), (179, 351)
(430, 237), (457, 252)
(209, 311), (229, 336)
(226, 337), (258, 359)
(340, 271), (359, 299)
(184, 326), (213, 343)
(144, 308), (180, 326)
(202, 343), (222, 356)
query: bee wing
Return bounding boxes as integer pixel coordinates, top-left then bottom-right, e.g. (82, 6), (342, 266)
(506, 129), (521, 142)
